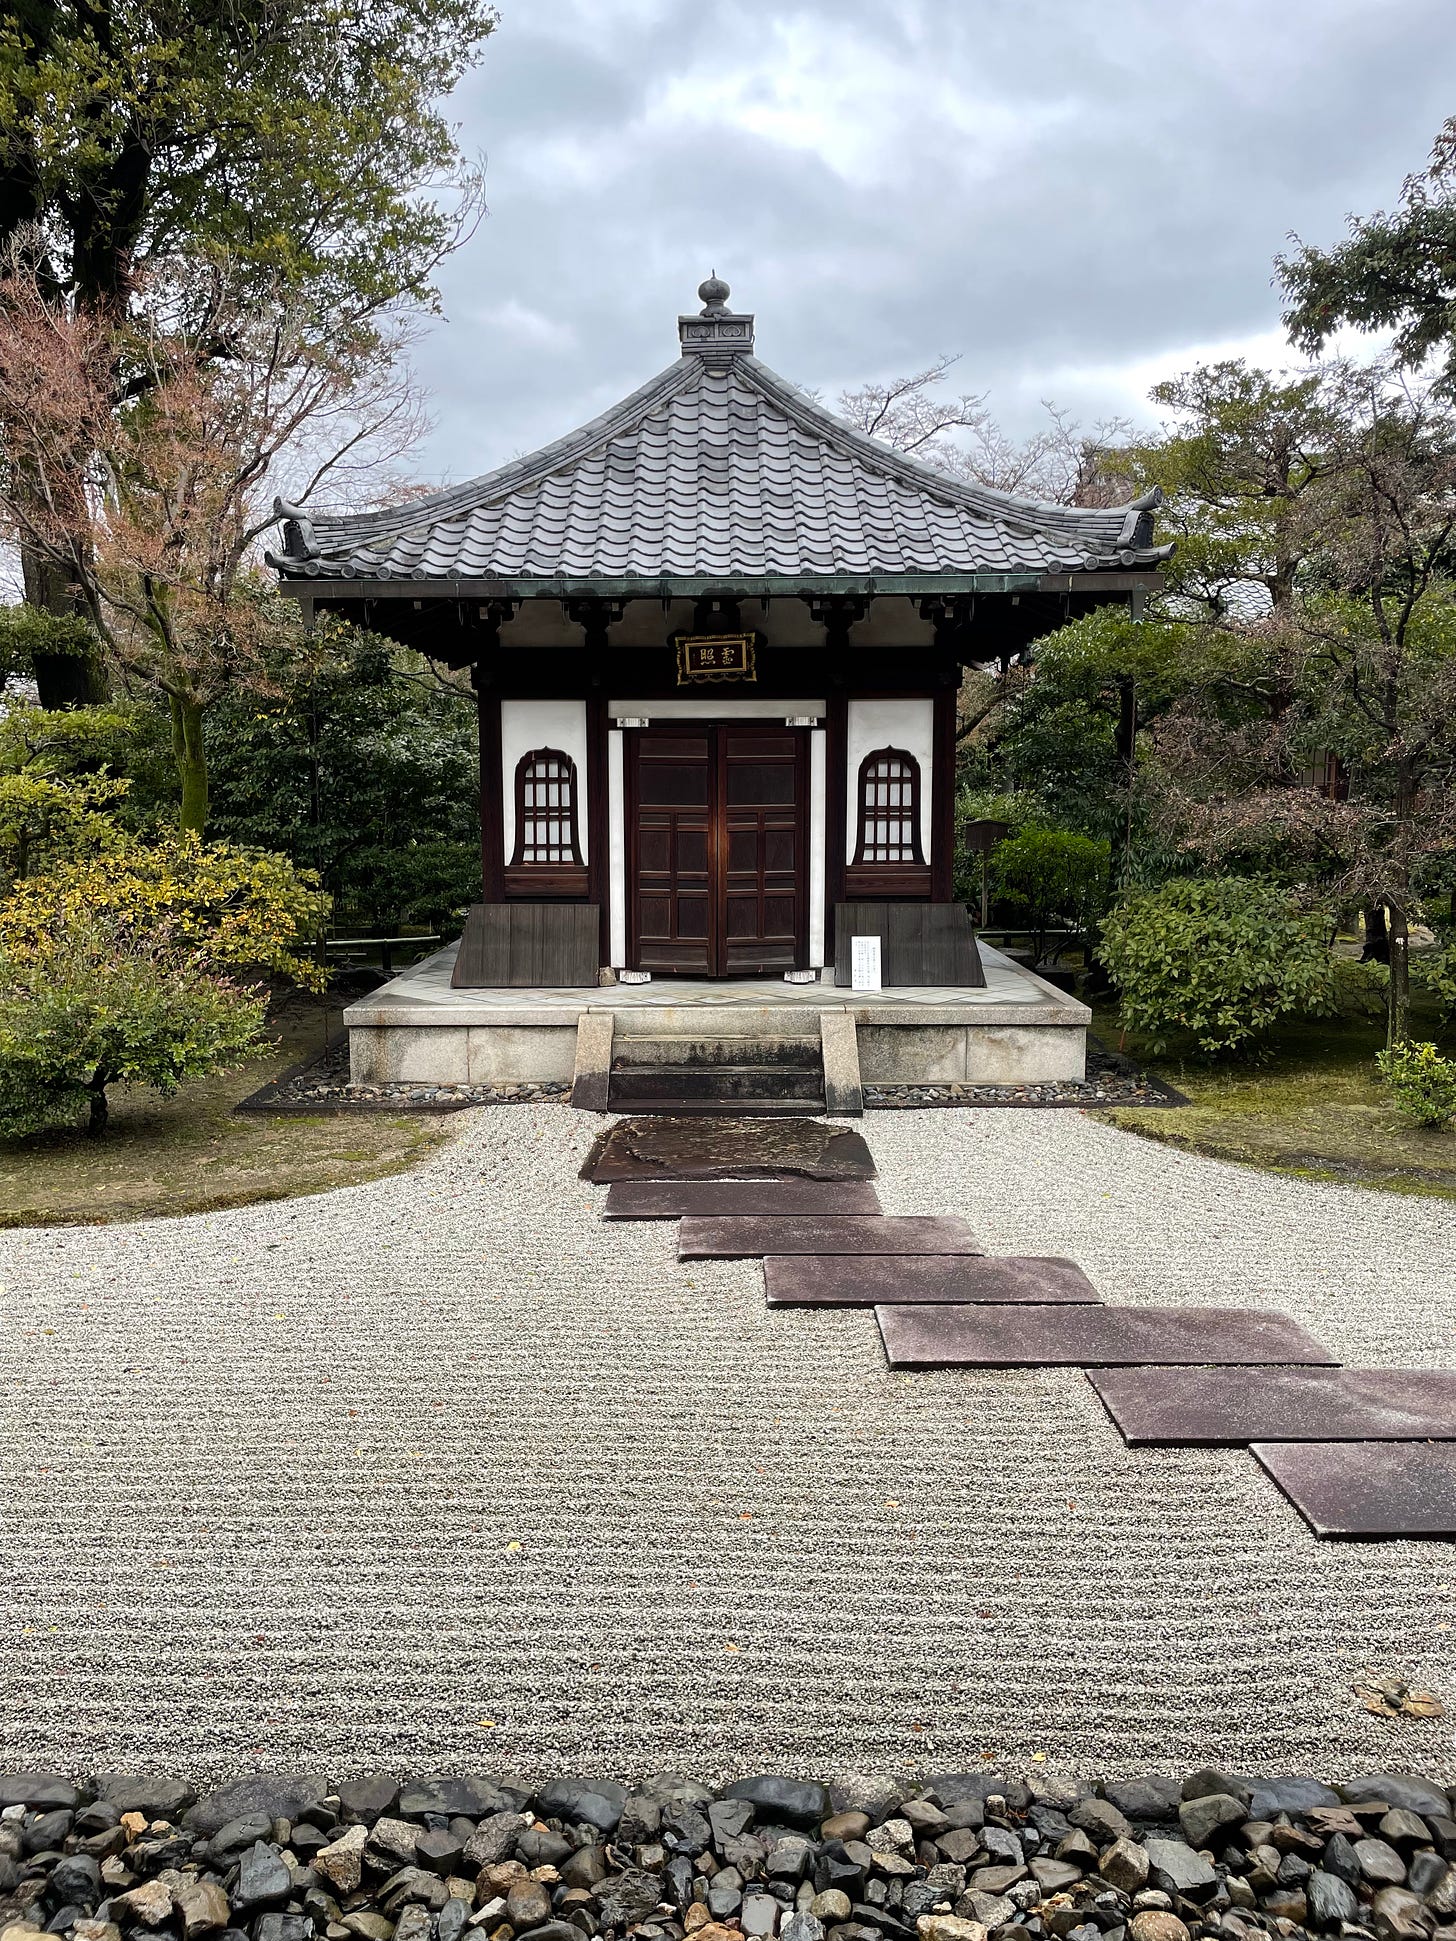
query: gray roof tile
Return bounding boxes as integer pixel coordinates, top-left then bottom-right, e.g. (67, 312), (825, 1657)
(271, 352), (1169, 586)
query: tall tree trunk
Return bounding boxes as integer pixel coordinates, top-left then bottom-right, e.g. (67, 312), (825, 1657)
(20, 547), (107, 707)
(170, 694), (209, 833)
(1387, 901), (1410, 1053)
(1362, 902), (1390, 963)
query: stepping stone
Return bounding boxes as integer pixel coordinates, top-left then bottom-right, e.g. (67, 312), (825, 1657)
(1253, 1441), (1456, 1539)
(581, 1117), (876, 1183)
(765, 1254), (1099, 1308)
(878, 1304), (1336, 1369)
(604, 1180), (883, 1220)
(678, 1215), (979, 1260)
(1090, 1366), (1456, 1446)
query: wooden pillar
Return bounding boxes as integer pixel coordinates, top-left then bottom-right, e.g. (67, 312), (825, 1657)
(806, 596), (865, 963)
(566, 600), (623, 964)
(919, 596), (974, 908)
(824, 685), (848, 936)
(473, 666), (504, 902)
(931, 674), (958, 903)
(586, 688), (609, 961)
(470, 601), (515, 903)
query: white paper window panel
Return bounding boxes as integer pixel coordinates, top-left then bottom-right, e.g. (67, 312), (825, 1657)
(500, 699), (589, 866)
(844, 697), (934, 863)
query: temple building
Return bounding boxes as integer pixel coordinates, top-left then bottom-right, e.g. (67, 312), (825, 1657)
(269, 278), (1168, 1109)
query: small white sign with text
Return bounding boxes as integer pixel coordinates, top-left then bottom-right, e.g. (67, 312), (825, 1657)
(850, 934), (882, 992)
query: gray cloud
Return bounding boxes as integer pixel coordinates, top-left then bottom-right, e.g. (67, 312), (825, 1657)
(407, 0), (1456, 485)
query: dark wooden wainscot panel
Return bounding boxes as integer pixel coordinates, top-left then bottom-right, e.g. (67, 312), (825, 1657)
(452, 902), (600, 988)
(832, 902), (986, 989)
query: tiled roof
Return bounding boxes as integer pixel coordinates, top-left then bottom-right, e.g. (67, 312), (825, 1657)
(269, 326), (1170, 591)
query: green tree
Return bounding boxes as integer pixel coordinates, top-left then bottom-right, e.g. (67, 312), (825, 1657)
(988, 824), (1110, 966)
(1280, 118), (1456, 391)
(1133, 360), (1336, 622)
(955, 364), (1339, 862)
(206, 628), (481, 924)
(0, 0), (495, 702)
(1144, 363), (1456, 1051)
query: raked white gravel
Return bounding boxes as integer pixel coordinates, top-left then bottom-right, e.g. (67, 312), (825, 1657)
(2, 1104), (1455, 1783)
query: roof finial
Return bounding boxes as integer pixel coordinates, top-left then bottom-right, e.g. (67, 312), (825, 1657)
(698, 272), (731, 316)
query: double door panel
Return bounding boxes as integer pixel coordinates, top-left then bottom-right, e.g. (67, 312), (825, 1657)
(628, 723), (806, 975)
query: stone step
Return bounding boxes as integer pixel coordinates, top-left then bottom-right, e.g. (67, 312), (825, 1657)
(764, 1253), (1099, 1307)
(604, 1180), (883, 1220)
(878, 1304), (1336, 1369)
(601, 1097), (828, 1117)
(1252, 1441), (1456, 1539)
(608, 1065), (826, 1103)
(1090, 1366), (1456, 1446)
(610, 1036), (822, 1068)
(679, 1214), (978, 1259)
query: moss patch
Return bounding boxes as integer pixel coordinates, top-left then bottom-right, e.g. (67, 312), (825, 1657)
(0, 1003), (449, 1229)
(1092, 997), (1456, 1197)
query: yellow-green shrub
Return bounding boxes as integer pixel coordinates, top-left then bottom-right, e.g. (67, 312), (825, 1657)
(0, 833), (330, 989)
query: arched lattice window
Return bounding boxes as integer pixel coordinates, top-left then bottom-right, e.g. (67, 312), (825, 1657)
(854, 748), (924, 865)
(506, 748), (587, 895)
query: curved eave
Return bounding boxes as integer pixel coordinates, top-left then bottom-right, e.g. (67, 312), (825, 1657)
(269, 568), (1167, 601)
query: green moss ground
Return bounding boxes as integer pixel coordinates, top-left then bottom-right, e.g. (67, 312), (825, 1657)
(1093, 994), (1456, 1197)
(0, 1001), (448, 1229)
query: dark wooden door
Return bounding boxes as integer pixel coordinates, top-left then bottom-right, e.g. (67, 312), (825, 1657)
(718, 725), (804, 973)
(629, 729), (714, 973)
(628, 723), (806, 975)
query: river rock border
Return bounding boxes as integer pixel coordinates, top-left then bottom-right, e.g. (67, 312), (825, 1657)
(2, 1769), (1453, 1941)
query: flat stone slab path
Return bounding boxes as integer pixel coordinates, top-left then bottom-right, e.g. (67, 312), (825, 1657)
(5, 1105), (1456, 1779)
(582, 1116), (876, 1182)
(604, 1179), (883, 1219)
(678, 1213), (979, 1258)
(878, 1304), (1338, 1369)
(1253, 1441), (1456, 1539)
(1092, 1366), (1456, 1445)
(764, 1251), (1100, 1306)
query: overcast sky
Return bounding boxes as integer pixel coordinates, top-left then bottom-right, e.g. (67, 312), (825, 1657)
(410, 0), (1456, 484)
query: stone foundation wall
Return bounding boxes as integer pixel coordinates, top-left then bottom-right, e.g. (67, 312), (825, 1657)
(350, 1025), (578, 1086)
(350, 1019), (1086, 1089)
(855, 1023), (1086, 1086)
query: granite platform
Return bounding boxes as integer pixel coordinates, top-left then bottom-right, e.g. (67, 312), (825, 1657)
(343, 942), (1090, 1090)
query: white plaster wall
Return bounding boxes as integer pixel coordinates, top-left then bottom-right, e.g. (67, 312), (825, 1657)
(501, 699), (590, 865)
(844, 697), (935, 863)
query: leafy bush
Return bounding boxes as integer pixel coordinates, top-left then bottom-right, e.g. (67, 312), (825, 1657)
(1376, 1041), (1456, 1129)
(0, 833), (330, 989)
(1099, 875), (1337, 1055)
(0, 923), (268, 1137)
(1414, 919), (1456, 1020)
(988, 824), (1111, 963)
